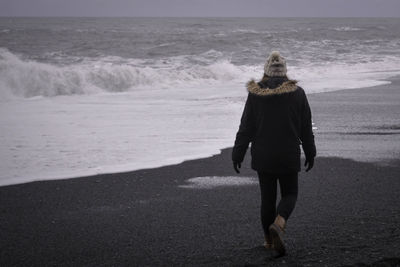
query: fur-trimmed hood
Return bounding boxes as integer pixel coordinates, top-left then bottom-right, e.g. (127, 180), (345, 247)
(246, 79), (298, 96)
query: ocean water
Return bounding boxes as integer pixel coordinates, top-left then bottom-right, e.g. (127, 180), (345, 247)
(1, 17), (400, 186)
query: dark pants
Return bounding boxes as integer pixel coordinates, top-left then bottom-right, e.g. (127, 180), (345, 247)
(257, 171), (298, 236)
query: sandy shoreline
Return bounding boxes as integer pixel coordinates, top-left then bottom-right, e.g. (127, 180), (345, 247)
(1, 77), (400, 266)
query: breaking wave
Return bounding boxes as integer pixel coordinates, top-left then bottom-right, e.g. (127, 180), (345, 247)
(2, 47), (400, 100)
(333, 26), (363, 31)
(0, 48), (256, 99)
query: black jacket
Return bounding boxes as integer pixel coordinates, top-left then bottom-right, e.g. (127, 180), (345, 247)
(232, 77), (316, 173)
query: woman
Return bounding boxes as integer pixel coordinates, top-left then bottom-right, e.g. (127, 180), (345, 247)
(232, 51), (316, 256)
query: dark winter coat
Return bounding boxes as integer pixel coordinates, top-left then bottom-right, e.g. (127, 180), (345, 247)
(232, 76), (316, 173)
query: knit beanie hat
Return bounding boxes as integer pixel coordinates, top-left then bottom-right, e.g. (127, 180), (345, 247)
(264, 51), (287, 77)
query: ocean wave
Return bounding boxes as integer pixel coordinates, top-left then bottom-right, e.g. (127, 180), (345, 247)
(232, 29), (260, 34)
(2, 47), (400, 100)
(333, 26), (362, 31)
(0, 48), (255, 99)
(145, 42), (177, 50)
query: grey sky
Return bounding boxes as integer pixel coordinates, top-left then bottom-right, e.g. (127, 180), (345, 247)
(1, 0), (399, 17)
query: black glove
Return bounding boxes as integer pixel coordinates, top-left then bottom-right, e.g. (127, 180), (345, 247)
(233, 161), (241, 174)
(304, 157), (314, 172)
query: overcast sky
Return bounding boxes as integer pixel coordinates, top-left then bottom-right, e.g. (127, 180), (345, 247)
(1, 0), (400, 17)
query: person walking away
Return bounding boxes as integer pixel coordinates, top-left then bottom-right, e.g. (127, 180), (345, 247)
(232, 51), (316, 256)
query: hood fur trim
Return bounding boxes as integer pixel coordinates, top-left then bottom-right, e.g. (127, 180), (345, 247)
(246, 79), (298, 96)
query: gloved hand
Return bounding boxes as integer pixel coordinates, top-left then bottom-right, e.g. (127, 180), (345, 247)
(233, 161), (241, 173)
(304, 157), (314, 172)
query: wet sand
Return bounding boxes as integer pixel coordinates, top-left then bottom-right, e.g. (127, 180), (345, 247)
(309, 76), (400, 163)
(1, 77), (400, 266)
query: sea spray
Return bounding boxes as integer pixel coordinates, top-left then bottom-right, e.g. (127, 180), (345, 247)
(0, 48), (256, 98)
(1, 48), (400, 99)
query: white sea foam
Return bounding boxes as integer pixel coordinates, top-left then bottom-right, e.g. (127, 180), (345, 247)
(179, 176), (258, 189)
(0, 48), (255, 99)
(1, 48), (400, 100)
(333, 27), (362, 31)
(290, 61), (400, 93)
(0, 83), (246, 186)
(232, 29), (260, 34)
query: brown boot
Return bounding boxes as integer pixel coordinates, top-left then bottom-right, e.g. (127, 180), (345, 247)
(268, 215), (286, 256)
(263, 234), (273, 250)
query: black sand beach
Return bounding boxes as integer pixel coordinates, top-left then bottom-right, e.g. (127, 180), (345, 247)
(1, 78), (400, 266)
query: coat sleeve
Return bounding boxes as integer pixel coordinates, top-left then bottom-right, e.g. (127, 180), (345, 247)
(232, 93), (256, 163)
(300, 89), (316, 159)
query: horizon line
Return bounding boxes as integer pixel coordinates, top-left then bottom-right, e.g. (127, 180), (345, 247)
(1, 15), (399, 18)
